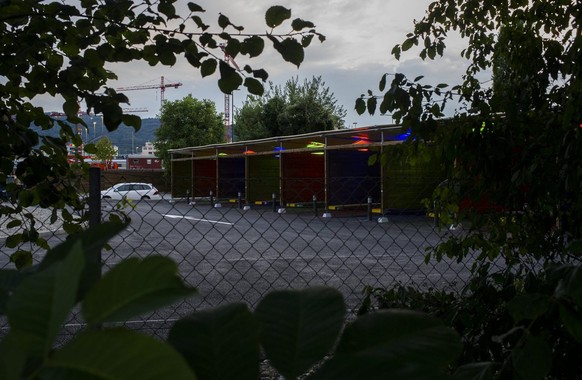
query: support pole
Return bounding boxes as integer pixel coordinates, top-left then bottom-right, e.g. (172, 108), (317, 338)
(313, 195), (318, 217)
(272, 193), (276, 213)
(88, 167), (101, 229)
(88, 167), (103, 287)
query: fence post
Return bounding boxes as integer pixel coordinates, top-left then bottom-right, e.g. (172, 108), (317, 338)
(88, 167), (102, 284)
(313, 194), (318, 217)
(367, 196), (373, 221)
(186, 189), (190, 205)
(89, 167), (101, 229)
(209, 190), (214, 207)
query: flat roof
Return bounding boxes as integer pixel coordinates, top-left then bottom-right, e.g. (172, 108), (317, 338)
(170, 124), (408, 159)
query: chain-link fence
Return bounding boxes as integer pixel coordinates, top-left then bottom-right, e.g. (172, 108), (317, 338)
(1, 169), (474, 340)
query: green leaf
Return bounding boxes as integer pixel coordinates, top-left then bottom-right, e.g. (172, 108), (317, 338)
(265, 6), (291, 28)
(428, 46), (436, 59)
(567, 240), (582, 255)
(367, 96), (377, 116)
(508, 294), (550, 323)
(252, 68), (269, 81)
(201, 58), (217, 77)
(158, 49), (177, 66)
(314, 309), (461, 379)
(555, 265), (582, 305)
(454, 362), (495, 380)
(40, 221), (128, 299)
(391, 44), (401, 60)
(199, 32), (217, 48)
(379, 74), (387, 92)
(6, 219), (22, 229)
(0, 269), (24, 315)
(355, 97), (366, 115)
(0, 330), (30, 380)
(224, 39), (241, 59)
(291, 18), (315, 31)
(187, 3), (204, 12)
(244, 77), (264, 96)
(7, 241), (85, 356)
(83, 143), (97, 154)
(63, 99), (79, 118)
(5, 233), (23, 249)
(191, 15), (209, 31)
(273, 38), (304, 67)
(255, 287), (345, 380)
(158, 2), (176, 18)
(121, 114), (141, 130)
(218, 60), (243, 94)
(43, 329), (195, 380)
(368, 154), (378, 166)
(10, 250), (32, 269)
(82, 256), (196, 326)
(218, 14), (229, 29)
(168, 303), (260, 380)
(402, 37), (416, 52)
(559, 305), (582, 342)
(242, 36), (264, 58)
(512, 335), (552, 380)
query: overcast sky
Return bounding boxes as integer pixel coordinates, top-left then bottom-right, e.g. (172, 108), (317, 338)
(42, 0), (475, 127)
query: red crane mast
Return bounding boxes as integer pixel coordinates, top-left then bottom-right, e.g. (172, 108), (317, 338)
(220, 45), (240, 143)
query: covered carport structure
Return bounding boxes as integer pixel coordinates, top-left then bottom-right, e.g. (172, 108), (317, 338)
(169, 124), (440, 215)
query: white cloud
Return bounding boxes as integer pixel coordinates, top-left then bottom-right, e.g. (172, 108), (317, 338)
(34, 1), (482, 127)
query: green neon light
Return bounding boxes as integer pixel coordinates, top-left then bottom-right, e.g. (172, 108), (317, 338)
(306, 141), (325, 149)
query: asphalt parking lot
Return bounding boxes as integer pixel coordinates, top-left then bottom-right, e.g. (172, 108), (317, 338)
(103, 199), (471, 311)
(1, 197), (472, 336)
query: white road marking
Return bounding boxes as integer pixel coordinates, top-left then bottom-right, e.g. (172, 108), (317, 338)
(163, 214), (234, 226)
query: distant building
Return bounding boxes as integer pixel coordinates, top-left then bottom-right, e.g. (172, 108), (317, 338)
(141, 141), (157, 156)
(127, 142), (162, 169)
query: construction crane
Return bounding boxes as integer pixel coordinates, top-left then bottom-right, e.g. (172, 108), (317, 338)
(220, 44), (240, 143)
(116, 76), (182, 108)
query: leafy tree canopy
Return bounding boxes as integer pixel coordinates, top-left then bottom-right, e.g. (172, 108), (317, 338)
(154, 95), (223, 170)
(358, 0), (582, 269)
(356, 4), (582, 377)
(234, 76), (347, 141)
(93, 137), (117, 164)
(0, 0), (322, 254)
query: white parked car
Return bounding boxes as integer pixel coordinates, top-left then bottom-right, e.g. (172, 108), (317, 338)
(101, 183), (162, 200)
